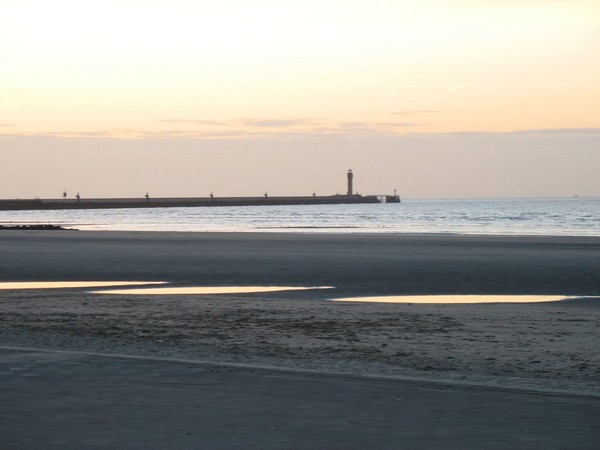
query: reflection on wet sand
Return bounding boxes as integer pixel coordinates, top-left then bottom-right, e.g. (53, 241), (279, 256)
(332, 295), (572, 304)
(91, 286), (334, 295)
(0, 281), (167, 290)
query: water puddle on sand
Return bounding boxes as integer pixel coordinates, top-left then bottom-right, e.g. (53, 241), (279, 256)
(0, 281), (167, 290)
(332, 295), (573, 304)
(91, 286), (334, 295)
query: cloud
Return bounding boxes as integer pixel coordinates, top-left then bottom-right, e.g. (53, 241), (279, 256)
(239, 118), (316, 128)
(155, 118), (428, 136)
(45, 130), (117, 138)
(5, 124), (599, 142)
(140, 129), (259, 139)
(373, 122), (429, 128)
(507, 128), (600, 136)
(161, 118), (315, 128)
(390, 110), (440, 116)
(448, 82), (472, 93)
(0, 123), (16, 127)
(403, 128), (600, 139)
(153, 120), (427, 140)
(423, 128), (600, 141)
(159, 118), (317, 129)
(159, 119), (231, 126)
(0, 130), (120, 139)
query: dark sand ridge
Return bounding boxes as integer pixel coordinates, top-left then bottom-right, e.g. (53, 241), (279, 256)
(1, 230), (599, 394)
(1, 230), (600, 295)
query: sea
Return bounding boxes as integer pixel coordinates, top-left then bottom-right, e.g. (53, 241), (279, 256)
(1, 197), (599, 236)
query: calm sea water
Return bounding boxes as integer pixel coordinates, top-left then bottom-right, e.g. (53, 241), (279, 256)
(1, 198), (599, 236)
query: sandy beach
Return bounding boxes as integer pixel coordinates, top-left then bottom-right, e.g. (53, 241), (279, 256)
(1, 230), (599, 395)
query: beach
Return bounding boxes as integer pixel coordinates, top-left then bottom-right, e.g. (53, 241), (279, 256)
(1, 230), (599, 395)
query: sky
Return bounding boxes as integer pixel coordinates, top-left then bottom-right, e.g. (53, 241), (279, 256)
(1, 0), (599, 199)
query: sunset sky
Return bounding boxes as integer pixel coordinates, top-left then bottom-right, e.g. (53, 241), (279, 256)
(1, 0), (599, 199)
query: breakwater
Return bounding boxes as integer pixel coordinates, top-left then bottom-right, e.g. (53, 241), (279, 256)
(0, 194), (400, 211)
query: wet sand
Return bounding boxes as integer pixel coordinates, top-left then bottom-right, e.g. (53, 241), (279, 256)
(0, 230), (599, 394)
(3, 348), (598, 450)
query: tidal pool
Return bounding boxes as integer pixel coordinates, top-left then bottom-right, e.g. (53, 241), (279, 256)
(0, 281), (167, 290)
(91, 286), (334, 295)
(331, 295), (573, 304)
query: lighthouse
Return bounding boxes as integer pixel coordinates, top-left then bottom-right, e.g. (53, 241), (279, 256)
(347, 169), (353, 196)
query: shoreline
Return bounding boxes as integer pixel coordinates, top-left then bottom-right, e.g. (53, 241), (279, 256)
(3, 226), (600, 241)
(3, 224), (600, 238)
(1, 230), (599, 395)
(2, 220), (600, 237)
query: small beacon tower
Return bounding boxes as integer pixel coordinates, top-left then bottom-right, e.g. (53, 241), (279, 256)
(347, 169), (353, 196)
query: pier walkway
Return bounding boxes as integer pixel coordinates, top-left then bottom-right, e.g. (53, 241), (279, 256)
(0, 194), (400, 211)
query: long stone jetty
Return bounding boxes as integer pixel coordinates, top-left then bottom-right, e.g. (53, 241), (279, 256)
(0, 194), (400, 211)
